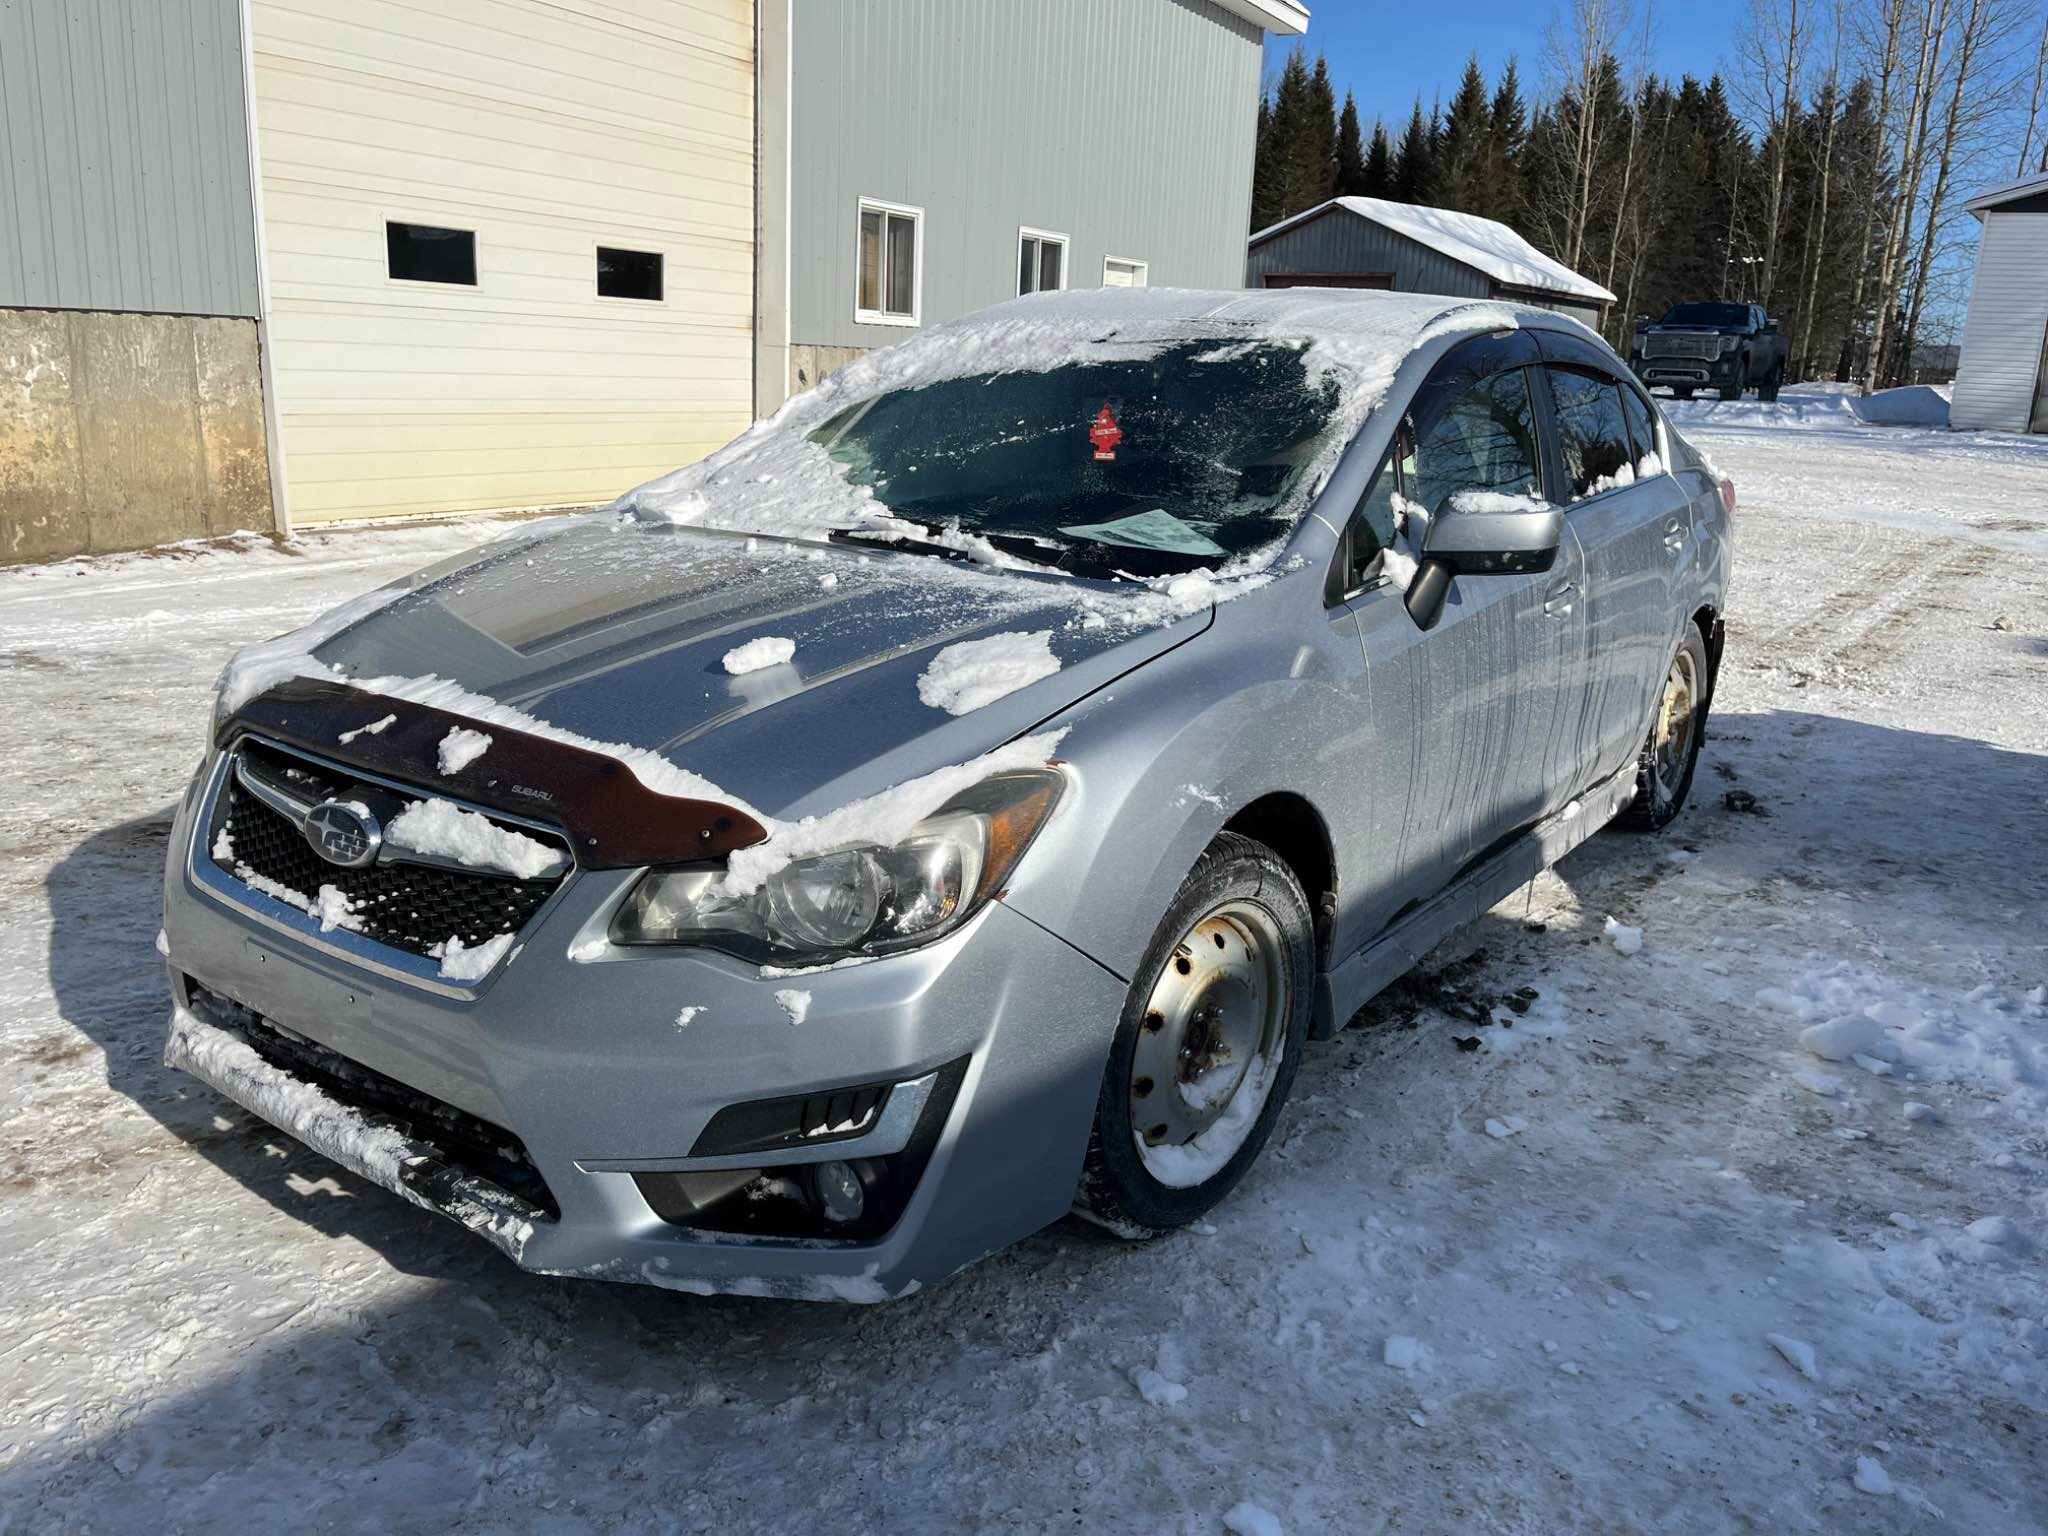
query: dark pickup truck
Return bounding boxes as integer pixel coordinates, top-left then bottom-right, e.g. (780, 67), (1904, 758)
(1630, 301), (1788, 402)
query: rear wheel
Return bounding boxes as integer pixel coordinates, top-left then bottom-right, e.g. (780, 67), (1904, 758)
(1075, 832), (1312, 1236)
(1619, 623), (1711, 832)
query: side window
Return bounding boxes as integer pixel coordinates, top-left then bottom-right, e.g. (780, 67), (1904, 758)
(1547, 367), (1635, 499)
(1342, 447), (1401, 588)
(1617, 384), (1663, 474)
(1407, 367), (1542, 516)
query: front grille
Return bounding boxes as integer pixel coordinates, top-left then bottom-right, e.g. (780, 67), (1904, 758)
(190, 983), (559, 1220)
(1645, 333), (1721, 361)
(208, 744), (569, 960)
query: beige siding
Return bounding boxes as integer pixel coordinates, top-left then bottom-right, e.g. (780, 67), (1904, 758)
(251, 0), (755, 524)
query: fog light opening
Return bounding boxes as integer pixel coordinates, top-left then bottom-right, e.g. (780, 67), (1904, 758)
(811, 1159), (871, 1225)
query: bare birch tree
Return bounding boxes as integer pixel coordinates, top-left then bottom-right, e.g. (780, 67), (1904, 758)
(1900, 0), (2031, 375)
(1863, 0), (1951, 393)
(2019, 10), (2048, 174)
(1737, 0), (1813, 304)
(1794, 2), (1846, 376)
(1540, 0), (1631, 270)
(1837, 0), (1909, 379)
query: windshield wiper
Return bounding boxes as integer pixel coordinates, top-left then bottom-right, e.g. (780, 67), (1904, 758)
(826, 526), (973, 561)
(830, 513), (1072, 572)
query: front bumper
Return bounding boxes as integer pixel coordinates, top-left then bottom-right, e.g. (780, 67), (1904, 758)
(160, 756), (1126, 1300)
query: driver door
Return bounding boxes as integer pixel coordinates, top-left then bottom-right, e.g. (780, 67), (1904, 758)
(1331, 336), (1587, 942)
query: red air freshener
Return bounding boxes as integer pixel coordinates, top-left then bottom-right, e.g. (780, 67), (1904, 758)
(1089, 404), (1123, 461)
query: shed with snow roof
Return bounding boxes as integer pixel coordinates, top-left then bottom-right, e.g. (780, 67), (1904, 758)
(1949, 170), (2048, 436)
(1245, 197), (1614, 333)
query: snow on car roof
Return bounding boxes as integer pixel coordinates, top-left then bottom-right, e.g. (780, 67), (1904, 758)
(1251, 197), (1618, 305)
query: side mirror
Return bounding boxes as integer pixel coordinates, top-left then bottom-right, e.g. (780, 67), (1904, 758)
(1405, 502), (1563, 630)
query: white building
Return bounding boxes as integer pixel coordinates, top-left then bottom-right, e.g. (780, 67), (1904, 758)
(1949, 169), (2048, 436)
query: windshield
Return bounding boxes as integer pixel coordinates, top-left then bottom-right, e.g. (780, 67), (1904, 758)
(806, 340), (1342, 575)
(1661, 302), (1749, 328)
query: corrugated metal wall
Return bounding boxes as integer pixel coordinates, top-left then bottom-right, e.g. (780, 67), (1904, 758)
(0, 0), (259, 317)
(1950, 214), (2048, 435)
(1246, 207), (1489, 299)
(788, 0), (1261, 352)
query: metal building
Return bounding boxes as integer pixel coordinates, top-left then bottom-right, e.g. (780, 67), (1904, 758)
(2, 0), (1307, 561)
(1245, 196), (1613, 332)
(1949, 170), (2048, 436)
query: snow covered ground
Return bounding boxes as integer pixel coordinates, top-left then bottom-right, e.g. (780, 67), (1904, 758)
(2, 399), (2045, 1532)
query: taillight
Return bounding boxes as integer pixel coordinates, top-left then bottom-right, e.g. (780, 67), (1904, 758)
(1718, 478), (1737, 518)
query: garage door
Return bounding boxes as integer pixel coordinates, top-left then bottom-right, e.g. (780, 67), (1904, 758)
(251, 0), (755, 525)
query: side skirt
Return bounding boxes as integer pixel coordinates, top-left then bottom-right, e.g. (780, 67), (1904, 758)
(1310, 762), (1639, 1039)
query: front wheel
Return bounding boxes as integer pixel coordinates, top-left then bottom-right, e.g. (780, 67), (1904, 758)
(1618, 623), (1711, 831)
(1074, 832), (1312, 1236)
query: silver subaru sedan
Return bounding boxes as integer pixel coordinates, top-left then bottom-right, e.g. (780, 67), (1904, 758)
(161, 289), (1731, 1300)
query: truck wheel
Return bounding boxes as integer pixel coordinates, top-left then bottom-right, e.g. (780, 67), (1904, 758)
(1758, 365), (1782, 403)
(1718, 377), (1743, 402)
(1618, 623), (1711, 832)
(1074, 832), (1312, 1237)
(1672, 387), (1695, 401)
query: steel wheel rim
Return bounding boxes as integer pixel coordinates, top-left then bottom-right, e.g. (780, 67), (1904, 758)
(1652, 648), (1699, 799)
(1130, 901), (1287, 1160)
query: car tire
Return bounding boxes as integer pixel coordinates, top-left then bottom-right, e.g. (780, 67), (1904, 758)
(1618, 622), (1712, 832)
(1073, 832), (1313, 1237)
(1673, 387), (1695, 401)
(1718, 377), (1743, 402)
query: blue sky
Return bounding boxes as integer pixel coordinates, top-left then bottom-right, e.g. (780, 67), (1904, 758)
(1268, 3), (1742, 132)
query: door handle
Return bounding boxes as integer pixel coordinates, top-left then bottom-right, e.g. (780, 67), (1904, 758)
(1543, 581), (1575, 618)
(1663, 518), (1685, 553)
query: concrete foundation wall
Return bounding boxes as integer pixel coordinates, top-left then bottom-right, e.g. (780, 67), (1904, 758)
(788, 342), (868, 398)
(1, 308), (276, 564)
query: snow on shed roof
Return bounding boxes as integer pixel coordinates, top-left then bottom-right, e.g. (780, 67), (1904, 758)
(1250, 196), (1618, 305)
(1962, 167), (2048, 217)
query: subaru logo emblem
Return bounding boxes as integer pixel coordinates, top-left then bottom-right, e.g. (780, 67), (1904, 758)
(305, 800), (382, 869)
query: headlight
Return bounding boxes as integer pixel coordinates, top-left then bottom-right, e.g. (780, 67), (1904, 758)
(610, 769), (1064, 963)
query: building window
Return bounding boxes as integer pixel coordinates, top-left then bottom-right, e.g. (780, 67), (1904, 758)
(857, 199), (921, 325)
(1018, 228), (1067, 295)
(597, 246), (664, 301)
(386, 221), (476, 286)
(1103, 256), (1149, 288)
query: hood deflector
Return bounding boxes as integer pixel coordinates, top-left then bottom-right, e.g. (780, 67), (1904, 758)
(226, 678), (770, 868)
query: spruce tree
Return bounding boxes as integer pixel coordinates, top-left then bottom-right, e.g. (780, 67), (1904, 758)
(1487, 59), (1529, 229)
(1393, 100), (1434, 204)
(1250, 87), (1287, 232)
(1300, 56), (1340, 207)
(1363, 121), (1395, 198)
(1335, 92), (1368, 196)
(1436, 56), (1493, 212)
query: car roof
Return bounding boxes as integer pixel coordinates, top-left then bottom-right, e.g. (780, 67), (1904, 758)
(885, 287), (1612, 384)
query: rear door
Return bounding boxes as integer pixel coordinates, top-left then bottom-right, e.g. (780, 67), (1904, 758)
(1539, 338), (1688, 792)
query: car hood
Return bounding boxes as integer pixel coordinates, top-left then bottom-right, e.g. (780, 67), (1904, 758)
(308, 518), (1208, 819)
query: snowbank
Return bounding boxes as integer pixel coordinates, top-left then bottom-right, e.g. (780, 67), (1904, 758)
(1666, 382), (1950, 432)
